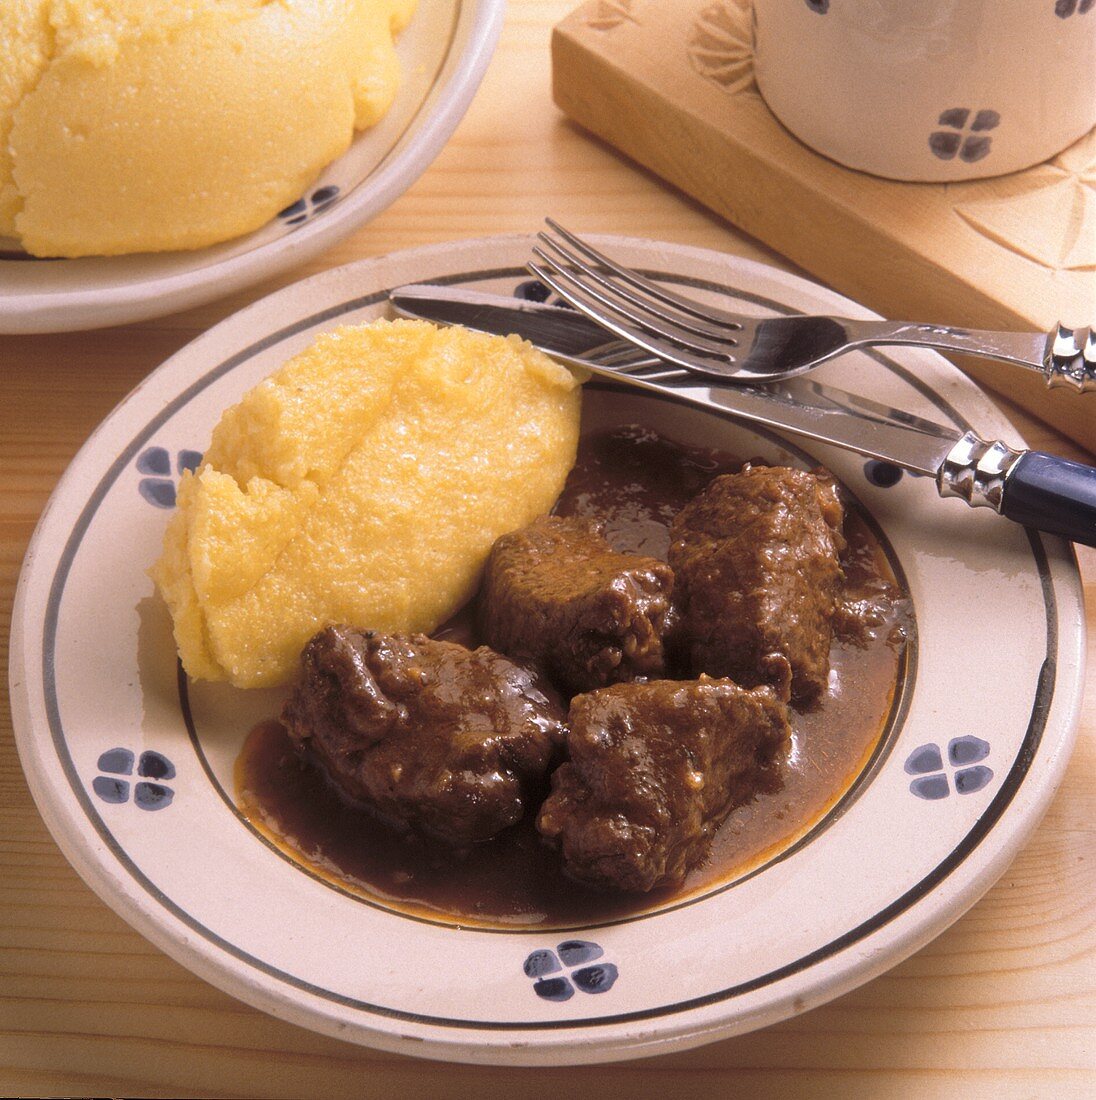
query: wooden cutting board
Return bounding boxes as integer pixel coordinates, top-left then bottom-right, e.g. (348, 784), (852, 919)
(552, 0), (1096, 454)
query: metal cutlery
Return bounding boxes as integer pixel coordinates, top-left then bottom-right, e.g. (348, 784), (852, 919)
(528, 219), (1096, 391)
(389, 283), (1096, 546)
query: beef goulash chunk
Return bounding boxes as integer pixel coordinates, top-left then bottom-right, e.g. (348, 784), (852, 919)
(479, 515), (675, 696)
(282, 626), (566, 846)
(668, 465), (845, 705)
(537, 677), (791, 893)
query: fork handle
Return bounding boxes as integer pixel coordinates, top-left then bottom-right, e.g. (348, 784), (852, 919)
(845, 320), (1096, 393)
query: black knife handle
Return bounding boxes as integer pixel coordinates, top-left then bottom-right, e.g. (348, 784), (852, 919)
(1001, 451), (1096, 547)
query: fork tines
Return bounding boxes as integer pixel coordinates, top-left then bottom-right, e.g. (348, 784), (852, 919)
(529, 219), (743, 369)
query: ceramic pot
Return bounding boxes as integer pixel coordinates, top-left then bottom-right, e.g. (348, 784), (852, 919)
(752, 0), (1096, 181)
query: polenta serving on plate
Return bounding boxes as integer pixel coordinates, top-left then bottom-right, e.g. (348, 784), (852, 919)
(151, 319), (584, 688)
(0, 0), (416, 256)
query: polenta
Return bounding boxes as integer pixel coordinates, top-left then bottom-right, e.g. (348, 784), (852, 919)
(0, 0), (416, 256)
(150, 319), (584, 689)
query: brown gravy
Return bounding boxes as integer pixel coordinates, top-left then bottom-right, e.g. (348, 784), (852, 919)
(235, 426), (909, 928)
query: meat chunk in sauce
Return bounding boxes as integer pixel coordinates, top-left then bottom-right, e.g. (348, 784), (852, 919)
(537, 677), (791, 893)
(282, 626), (566, 846)
(479, 515), (675, 696)
(668, 465), (845, 705)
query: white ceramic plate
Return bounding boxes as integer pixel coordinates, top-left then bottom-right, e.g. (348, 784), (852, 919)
(10, 236), (1086, 1066)
(0, 0), (504, 335)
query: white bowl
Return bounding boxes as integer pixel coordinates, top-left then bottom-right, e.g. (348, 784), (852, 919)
(0, 0), (505, 334)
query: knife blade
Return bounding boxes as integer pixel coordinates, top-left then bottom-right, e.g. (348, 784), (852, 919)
(389, 283), (1096, 546)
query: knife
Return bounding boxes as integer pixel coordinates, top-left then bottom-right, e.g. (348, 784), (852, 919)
(389, 284), (1096, 547)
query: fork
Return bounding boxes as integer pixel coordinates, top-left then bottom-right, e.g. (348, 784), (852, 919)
(528, 219), (1096, 392)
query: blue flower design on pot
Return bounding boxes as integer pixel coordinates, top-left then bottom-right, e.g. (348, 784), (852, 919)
(905, 736), (993, 800)
(523, 939), (619, 1001)
(1055, 0), (1094, 17)
(278, 185), (341, 228)
(929, 109), (1000, 164)
(137, 447), (202, 508)
(804, 0), (829, 12)
(93, 749), (176, 810)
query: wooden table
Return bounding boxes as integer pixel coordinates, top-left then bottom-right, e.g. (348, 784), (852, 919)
(1, 3), (1093, 1095)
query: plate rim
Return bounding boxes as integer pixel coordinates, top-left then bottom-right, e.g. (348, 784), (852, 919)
(9, 234), (1087, 1065)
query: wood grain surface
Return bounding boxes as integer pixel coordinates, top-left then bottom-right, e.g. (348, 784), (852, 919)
(552, 0), (1096, 454)
(1, 2), (1093, 1096)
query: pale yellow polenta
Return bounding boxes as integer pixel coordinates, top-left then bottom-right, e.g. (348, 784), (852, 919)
(0, 0), (416, 256)
(150, 319), (584, 688)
